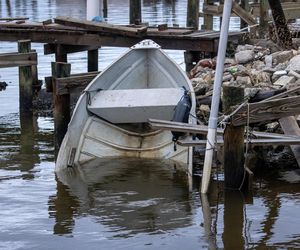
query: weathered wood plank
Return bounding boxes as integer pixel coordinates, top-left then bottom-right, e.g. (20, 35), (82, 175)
(231, 96), (300, 126)
(232, 1), (257, 26)
(0, 24), (243, 52)
(54, 16), (147, 37)
(0, 17), (29, 21)
(177, 138), (300, 146)
(149, 119), (300, 139)
(0, 52), (37, 68)
(44, 43), (99, 55)
(56, 71), (100, 95)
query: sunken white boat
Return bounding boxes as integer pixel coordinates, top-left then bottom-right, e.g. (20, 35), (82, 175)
(56, 40), (196, 172)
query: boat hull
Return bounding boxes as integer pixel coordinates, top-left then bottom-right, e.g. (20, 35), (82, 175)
(56, 40), (196, 172)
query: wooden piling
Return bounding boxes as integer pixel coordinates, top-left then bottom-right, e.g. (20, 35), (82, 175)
(18, 40), (33, 113)
(187, 0), (199, 30)
(103, 0), (108, 19)
(240, 0), (250, 29)
(87, 49), (99, 72)
(223, 86), (245, 189)
(259, 0), (269, 36)
(202, 0), (213, 30)
(55, 44), (67, 63)
(52, 62), (71, 150)
(129, 0), (142, 24)
(268, 0), (293, 48)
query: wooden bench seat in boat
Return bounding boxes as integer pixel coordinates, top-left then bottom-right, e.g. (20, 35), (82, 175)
(88, 88), (184, 123)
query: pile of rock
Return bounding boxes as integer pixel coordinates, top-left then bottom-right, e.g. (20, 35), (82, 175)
(190, 44), (300, 124)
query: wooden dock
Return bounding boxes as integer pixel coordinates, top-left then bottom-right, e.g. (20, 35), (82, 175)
(0, 17), (243, 52)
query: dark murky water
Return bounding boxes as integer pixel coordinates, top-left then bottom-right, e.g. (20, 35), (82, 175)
(1, 1), (300, 249)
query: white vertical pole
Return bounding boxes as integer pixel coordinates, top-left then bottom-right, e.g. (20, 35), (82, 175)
(201, 0), (233, 194)
(87, 0), (102, 21)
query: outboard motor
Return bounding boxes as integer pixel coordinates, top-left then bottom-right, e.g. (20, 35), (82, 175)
(171, 87), (191, 151)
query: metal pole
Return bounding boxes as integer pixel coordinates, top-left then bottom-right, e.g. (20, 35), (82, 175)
(201, 0), (233, 194)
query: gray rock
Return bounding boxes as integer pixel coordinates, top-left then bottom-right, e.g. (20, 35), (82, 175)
(236, 44), (255, 52)
(288, 70), (300, 79)
(273, 75), (295, 87)
(252, 60), (266, 70)
(271, 50), (294, 65)
(235, 50), (255, 64)
(287, 55), (300, 73)
(265, 55), (273, 68)
(236, 76), (252, 86)
(272, 70), (288, 82)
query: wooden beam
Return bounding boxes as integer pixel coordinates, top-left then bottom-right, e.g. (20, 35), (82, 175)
(44, 43), (99, 55)
(55, 71), (100, 95)
(177, 138), (300, 146)
(149, 119), (300, 140)
(0, 52), (37, 68)
(54, 16), (147, 37)
(231, 96), (300, 126)
(0, 17), (29, 21)
(232, 1), (257, 26)
(0, 25), (242, 52)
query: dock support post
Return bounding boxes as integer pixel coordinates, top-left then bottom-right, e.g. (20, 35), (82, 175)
(240, 0), (250, 29)
(52, 62), (71, 150)
(259, 0), (269, 37)
(88, 49), (99, 72)
(103, 0), (108, 19)
(202, 0), (213, 30)
(55, 44), (67, 63)
(129, 0), (141, 24)
(187, 0), (199, 30)
(186, 0), (199, 72)
(267, 0), (293, 48)
(223, 86), (245, 189)
(18, 40), (33, 114)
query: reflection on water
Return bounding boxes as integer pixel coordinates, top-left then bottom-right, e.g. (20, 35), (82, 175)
(52, 159), (192, 237)
(0, 0), (300, 249)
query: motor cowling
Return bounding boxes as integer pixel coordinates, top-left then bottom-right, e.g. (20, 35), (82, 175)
(171, 88), (191, 143)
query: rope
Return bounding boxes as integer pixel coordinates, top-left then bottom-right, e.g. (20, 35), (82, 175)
(239, 102), (250, 190)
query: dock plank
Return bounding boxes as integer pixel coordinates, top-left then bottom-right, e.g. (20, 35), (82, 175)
(54, 16), (147, 37)
(231, 96), (300, 126)
(0, 52), (37, 68)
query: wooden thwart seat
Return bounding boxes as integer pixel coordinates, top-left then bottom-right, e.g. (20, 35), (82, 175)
(88, 88), (184, 123)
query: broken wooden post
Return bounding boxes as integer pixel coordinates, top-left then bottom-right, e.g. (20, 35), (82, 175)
(129, 0), (141, 24)
(18, 40), (33, 113)
(223, 86), (245, 189)
(267, 0), (293, 48)
(52, 62), (71, 150)
(88, 49), (99, 72)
